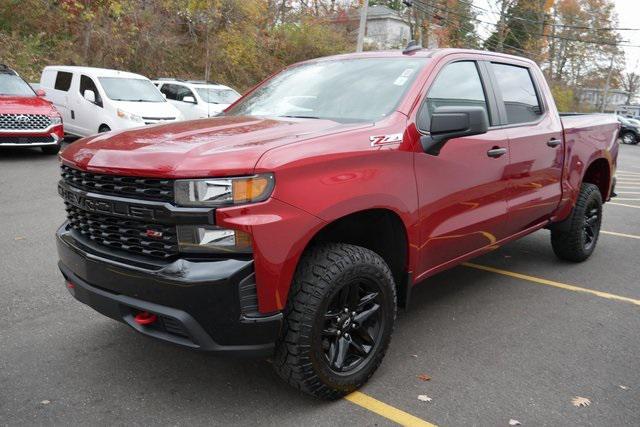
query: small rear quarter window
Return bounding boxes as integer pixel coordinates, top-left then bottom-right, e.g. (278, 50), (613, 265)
(54, 71), (73, 91)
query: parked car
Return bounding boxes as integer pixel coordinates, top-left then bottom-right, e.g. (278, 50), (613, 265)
(56, 48), (619, 399)
(40, 66), (183, 137)
(617, 115), (639, 144)
(153, 79), (241, 119)
(0, 64), (63, 154)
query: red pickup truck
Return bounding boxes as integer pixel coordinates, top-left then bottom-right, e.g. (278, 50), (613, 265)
(0, 64), (63, 154)
(56, 48), (618, 399)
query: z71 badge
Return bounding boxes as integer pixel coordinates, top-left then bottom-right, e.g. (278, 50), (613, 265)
(369, 133), (403, 146)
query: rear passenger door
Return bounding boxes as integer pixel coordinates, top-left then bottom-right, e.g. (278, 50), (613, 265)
(489, 62), (564, 231)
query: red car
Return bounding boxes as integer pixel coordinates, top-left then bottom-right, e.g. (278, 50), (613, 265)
(56, 48), (619, 398)
(0, 64), (63, 154)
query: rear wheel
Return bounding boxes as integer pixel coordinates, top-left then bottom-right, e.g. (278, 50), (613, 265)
(274, 243), (396, 400)
(621, 131), (637, 145)
(551, 183), (602, 262)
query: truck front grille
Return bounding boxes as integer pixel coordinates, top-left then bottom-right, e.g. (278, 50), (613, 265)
(0, 113), (53, 130)
(65, 203), (179, 259)
(61, 165), (174, 203)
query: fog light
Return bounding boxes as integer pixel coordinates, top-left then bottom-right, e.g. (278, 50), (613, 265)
(177, 225), (252, 254)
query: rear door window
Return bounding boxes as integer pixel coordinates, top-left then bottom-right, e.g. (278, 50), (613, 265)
(491, 63), (542, 125)
(54, 71), (73, 91)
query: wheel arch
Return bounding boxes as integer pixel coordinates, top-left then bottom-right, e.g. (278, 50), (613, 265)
(299, 208), (412, 308)
(582, 157), (611, 201)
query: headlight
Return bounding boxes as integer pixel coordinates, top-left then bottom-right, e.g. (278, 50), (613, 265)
(177, 225), (252, 254)
(50, 116), (62, 125)
(117, 108), (143, 123)
(174, 174), (275, 207)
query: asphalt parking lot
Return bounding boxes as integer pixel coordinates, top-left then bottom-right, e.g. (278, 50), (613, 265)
(1, 142), (639, 426)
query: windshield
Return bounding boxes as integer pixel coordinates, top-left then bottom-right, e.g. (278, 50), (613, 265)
(0, 73), (35, 97)
(196, 87), (240, 104)
(98, 77), (165, 102)
(226, 58), (428, 122)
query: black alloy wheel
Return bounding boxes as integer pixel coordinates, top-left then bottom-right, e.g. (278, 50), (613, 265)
(582, 202), (601, 252)
(551, 183), (602, 262)
(321, 278), (384, 374)
(274, 243), (396, 400)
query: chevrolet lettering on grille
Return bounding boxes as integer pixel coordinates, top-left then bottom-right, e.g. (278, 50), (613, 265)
(58, 184), (157, 220)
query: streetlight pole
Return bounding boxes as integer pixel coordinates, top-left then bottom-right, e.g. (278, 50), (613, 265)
(356, 0), (369, 52)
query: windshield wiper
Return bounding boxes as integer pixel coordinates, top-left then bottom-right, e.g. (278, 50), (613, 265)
(280, 115), (320, 120)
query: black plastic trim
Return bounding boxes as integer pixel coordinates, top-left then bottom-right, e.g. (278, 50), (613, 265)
(56, 224), (283, 356)
(58, 180), (214, 225)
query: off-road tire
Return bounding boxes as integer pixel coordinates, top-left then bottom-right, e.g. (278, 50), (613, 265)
(274, 243), (397, 400)
(41, 144), (61, 155)
(551, 183), (602, 262)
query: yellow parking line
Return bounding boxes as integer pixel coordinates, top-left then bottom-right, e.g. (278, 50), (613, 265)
(463, 263), (640, 307)
(345, 391), (437, 427)
(601, 230), (640, 240)
(609, 202), (640, 209)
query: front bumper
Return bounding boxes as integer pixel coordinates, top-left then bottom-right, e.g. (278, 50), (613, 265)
(0, 131), (61, 147)
(56, 224), (282, 356)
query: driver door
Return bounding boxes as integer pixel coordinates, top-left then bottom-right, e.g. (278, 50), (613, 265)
(413, 60), (511, 277)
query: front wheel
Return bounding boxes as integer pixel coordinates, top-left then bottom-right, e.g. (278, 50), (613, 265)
(551, 183), (602, 262)
(274, 243), (396, 400)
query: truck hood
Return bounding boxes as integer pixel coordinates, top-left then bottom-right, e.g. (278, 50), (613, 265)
(0, 95), (56, 114)
(61, 115), (367, 178)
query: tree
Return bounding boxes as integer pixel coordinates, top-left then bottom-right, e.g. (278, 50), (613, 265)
(621, 71), (640, 104)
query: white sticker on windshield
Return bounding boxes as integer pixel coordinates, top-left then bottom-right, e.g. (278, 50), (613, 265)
(394, 76), (408, 86)
(400, 68), (415, 78)
(394, 68), (415, 86)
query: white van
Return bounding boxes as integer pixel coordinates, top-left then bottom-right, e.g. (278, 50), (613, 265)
(40, 66), (183, 137)
(153, 79), (241, 120)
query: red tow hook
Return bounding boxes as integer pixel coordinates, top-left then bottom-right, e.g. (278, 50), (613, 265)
(134, 311), (158, 326)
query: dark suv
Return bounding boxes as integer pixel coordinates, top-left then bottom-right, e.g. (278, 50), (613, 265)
(617, 115), (640, 144)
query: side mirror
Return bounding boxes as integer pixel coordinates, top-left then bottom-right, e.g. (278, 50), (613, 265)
(183, 95), (196, 104)
(83, 89), (96, 104)
(419, 106), (489, 155)
(35, 89), (46, 97)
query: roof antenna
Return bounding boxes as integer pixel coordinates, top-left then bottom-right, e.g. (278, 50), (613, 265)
(403, 40), (422, 55)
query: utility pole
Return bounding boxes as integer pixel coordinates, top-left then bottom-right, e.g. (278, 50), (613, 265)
(356, 0), (369, 52)
(601, 53), (616, 113)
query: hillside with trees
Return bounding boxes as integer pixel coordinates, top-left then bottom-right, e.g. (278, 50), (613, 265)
(0, 0), (636, 110)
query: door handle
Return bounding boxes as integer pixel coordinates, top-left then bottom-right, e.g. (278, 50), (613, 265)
(487, 147), (507, 158)
(547, 138), (561, 148)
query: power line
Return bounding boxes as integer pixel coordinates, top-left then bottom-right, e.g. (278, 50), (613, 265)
(409, 0), (640, 48)
(455, 0), (640, 32)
